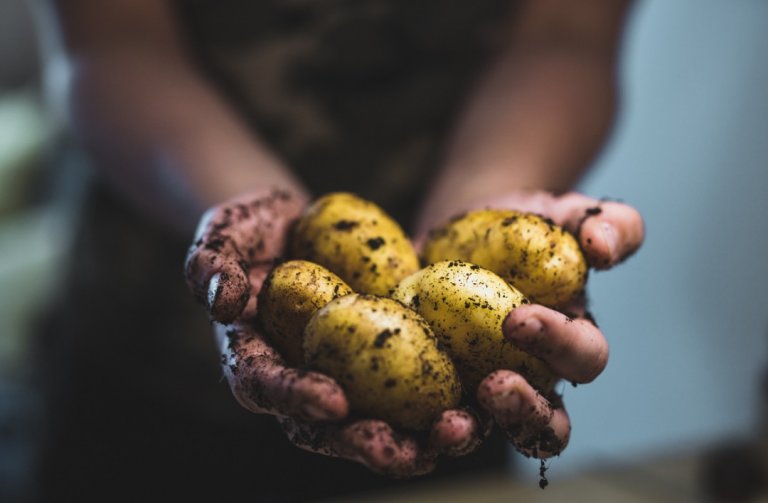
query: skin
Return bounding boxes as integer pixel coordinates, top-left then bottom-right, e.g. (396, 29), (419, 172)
(39, 0), (643, 478)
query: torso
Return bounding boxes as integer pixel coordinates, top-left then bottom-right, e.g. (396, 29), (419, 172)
(176, 0), (516, 221)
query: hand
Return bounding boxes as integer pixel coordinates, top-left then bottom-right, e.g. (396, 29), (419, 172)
(185, 188), (488, 477)
(185, 188), (306, 324)
(419, 190), (644, 459)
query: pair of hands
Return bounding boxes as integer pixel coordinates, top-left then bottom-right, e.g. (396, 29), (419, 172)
(184, 188), (643, 478)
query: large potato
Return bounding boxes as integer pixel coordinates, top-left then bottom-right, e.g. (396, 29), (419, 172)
(258, 260), (353, 365)
(290, 193), (419, 296)
(304, 294), (461, 431)
(423, 209), (587, 308)
(391, 260), (557, 393)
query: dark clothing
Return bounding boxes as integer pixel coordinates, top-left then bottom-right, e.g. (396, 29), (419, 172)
(176, 0), (515, 222)
(35, 2), (517, 501)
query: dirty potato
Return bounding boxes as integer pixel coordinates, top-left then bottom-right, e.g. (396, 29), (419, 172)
(423, 209), (587, 308)
(391, 260), (557, 393)
(303, 294), (461, 431)
(258, 260), (353, 365)
(290, 193), (419, 296)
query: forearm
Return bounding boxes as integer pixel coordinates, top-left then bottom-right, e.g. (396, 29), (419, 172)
(40, 0), (307, 235)
(67, 51), (307, 234)
(417, 0), (632, 233)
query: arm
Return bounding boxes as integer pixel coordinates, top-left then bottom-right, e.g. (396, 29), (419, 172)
(38, 0), (307, 235)
(417, 0), (632, 233)
(416, 0), (644, 458)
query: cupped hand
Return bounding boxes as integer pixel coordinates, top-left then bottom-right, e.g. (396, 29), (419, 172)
(184, 188), (306, 323)
(424, 190), (644, 459)
(217, 320), (488, 477)
(185, 189), (488, 477)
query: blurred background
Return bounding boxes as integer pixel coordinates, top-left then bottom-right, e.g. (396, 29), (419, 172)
(1, 0), (767, 502)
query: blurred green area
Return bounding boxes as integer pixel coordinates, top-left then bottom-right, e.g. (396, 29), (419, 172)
(0, 91), (64, 374)
(0, 89), (67, 503)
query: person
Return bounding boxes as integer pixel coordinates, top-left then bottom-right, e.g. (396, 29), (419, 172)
(32, 0), (644, 501)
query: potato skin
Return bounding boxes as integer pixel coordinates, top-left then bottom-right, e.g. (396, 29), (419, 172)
(423, 210), (587, 308)
(304, 294), (461, 431)
(290, 193), (419, 296)
(258, 260), (353, 365)
(391, 260), (557, 393)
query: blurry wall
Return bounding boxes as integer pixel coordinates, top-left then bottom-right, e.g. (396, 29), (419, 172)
(537, 0), (768, 478)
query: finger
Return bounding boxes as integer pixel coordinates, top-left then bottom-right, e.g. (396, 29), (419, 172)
(185, 240), (250, 323)
(504, 304), (608, 384)
(547, 193), (644, 270)
(279, 417), (437, 478)
(336, 420), (437, 478)
(276, 416), (338, 458)
(216, 323), (348, 421)
(477, 370), (571, 459)
(184, 188), (306, 323)
(429, 408), (489, 457)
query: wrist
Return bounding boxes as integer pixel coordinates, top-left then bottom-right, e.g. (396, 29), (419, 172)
(416, 167), (548, 237)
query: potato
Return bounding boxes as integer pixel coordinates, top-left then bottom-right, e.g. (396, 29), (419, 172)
(423, 209), (587, 308)
(290, 193), (419, 296)
(391, 260), (557, 393)
(258, 260), (353, 365)
(304, 294), (461, 430)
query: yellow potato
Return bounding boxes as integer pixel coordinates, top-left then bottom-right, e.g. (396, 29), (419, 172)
(290, 193), (419, 296)
(423, 209), (587, 307)
(391, 260), (557, 393)
(258, 260), (353, 365)
(304, 294), (461, 431)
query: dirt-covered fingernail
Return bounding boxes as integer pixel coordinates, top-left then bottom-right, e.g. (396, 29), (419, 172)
(207, 269), (249, 322)
(207, 272), (223, 311)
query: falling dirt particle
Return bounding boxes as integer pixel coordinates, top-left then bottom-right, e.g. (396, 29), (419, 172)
(539, 459), (549, 489)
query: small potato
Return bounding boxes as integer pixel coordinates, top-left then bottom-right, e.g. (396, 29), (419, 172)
(423, 210), (587, 308)
(290, 193), (419, 296)
(391, 260), (557, 393)
(258, 260), (353, 365)
(304, 294), (461, 431)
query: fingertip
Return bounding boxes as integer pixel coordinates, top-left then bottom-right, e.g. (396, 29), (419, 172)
(478, 373), (571, 459)
(580, 218), (617, 270)
(208, 268), (250, 323)
(503, 304), (548, 340)
(476, 370), (526, 416)
(288, 371), (349, 422)
(303, 386), (349, 422)
(430, 410), (482, 457)
(301, 401), (346, 422)
(581, 202), (644, 270)
(520, 407), (571, 459)
(338, 421), (435, 478)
